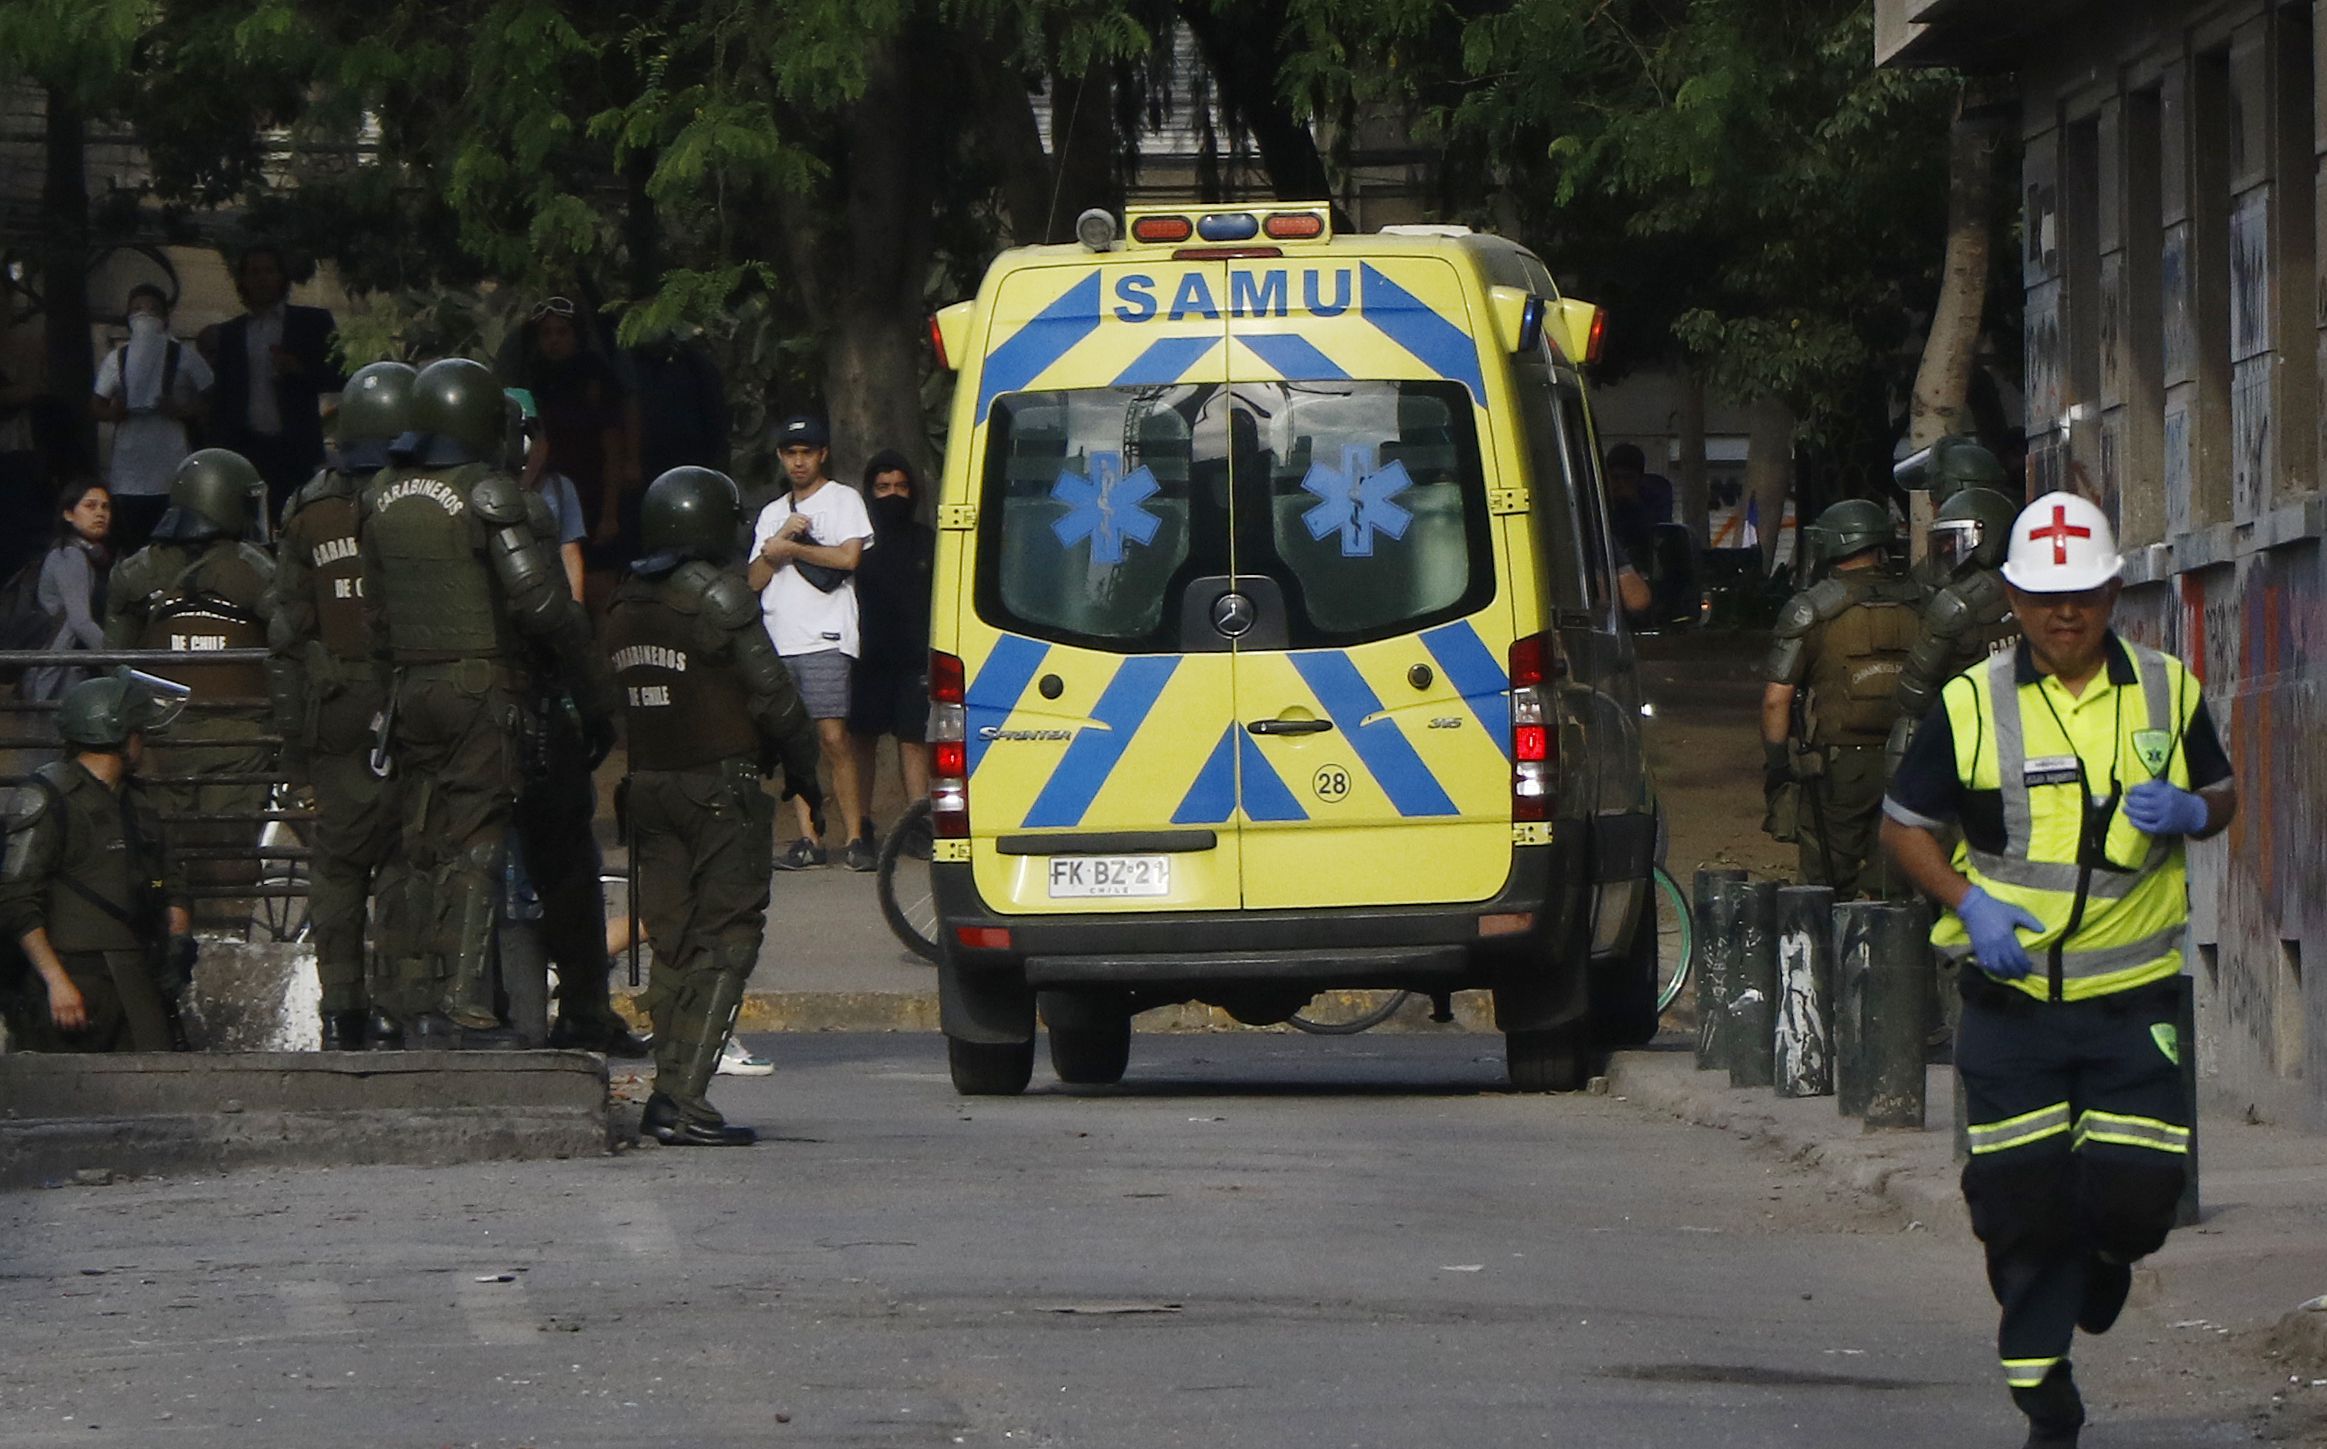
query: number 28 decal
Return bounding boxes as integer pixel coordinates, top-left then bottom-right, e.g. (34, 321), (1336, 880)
(1312, 765), (1352, 802)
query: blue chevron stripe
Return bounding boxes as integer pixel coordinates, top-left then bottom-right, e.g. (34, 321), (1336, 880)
(1421, 620), (1511, 758)
(1171, 724), (1238, 825)
(976, 271), (1104, 421)
(1236, 729), (1309, 822)
(1360, 263), (1485, 402)
(1235, 331), (1349, 382)
(1022, 656), (1180, 828)
(964, 635), (1049, 777)
(1289, 651), (1458, 818)
(1113, 335), (1219, 387)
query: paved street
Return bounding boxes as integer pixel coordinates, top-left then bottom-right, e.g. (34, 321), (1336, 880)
(0, 1033), (2283, 1448)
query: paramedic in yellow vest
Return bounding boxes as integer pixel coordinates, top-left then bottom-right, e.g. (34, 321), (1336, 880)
(1879, 491), (2235, 1449)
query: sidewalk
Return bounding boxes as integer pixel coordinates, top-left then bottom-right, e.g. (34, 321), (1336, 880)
(1605, 1040), (2327, 1376)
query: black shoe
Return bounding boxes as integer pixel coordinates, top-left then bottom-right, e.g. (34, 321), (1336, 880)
(2078, 1254), (2133, 1335)
(2012, 1363), (2084, 1448)
(408, 1013), (460, 1049)
(320, 1011), (367, 1051)
(640, 1091), (757, 1147)
(367, 1013), (405, 1050)
(549, 1015), (650, 1059)
(858, 815), (877, 847)
(774, 838), (828, 871)
(842, 838), (876, 873)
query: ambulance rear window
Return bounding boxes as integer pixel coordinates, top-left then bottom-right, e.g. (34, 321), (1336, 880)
(1234, 380), (1494, 646)
(975, 385), (1222, 650)
(974, 380), (1493, 651)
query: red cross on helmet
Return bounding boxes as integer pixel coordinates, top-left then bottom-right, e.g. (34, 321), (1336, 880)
(2001, 490), (2122, 592)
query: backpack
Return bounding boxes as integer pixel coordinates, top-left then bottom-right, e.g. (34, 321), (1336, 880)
(110, 339), (183, 412)
(0, 552), (63, 661)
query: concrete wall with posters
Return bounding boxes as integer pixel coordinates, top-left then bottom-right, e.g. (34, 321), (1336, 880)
(1901, 0), (2326, 1128)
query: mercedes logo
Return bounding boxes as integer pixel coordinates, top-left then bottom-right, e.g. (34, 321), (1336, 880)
(1212, 591), (1255, 638)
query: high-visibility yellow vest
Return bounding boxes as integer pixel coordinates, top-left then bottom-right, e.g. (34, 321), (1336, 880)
(1932, 640), (2197, 1001)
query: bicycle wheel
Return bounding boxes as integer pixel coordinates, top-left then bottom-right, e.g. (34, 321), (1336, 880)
(1287, 990), (1411, 1036)
(877, 798), (941, 964)
(1652, 864), (1694, 1015)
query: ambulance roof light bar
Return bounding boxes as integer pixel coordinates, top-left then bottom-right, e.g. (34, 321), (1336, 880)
(1125, 204), (1333, 247)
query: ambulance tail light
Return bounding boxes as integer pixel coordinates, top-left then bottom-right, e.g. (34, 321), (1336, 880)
(929, 650), (969, 839)
(926, 313), (949, 370)
(1508, 632), (1562, 823)
(1585, 307), (1608, 367)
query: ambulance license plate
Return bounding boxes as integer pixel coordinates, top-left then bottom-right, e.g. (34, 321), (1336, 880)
(1047, 855), (1169, 898)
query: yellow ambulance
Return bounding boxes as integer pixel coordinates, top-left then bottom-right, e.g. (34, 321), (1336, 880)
(922, 204), (1658, 1095)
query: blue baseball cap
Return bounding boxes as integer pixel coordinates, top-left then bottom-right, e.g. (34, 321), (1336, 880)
(775, 415), (829, 448)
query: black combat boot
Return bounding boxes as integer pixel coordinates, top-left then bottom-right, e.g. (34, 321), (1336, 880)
(320, 1011), (367, 1051)
(2012, 1362), (2084, 1448)
(548, 1013), (649, 1058)
(639, 1091), (756, 1147)
(367, 1012), (405, 1050)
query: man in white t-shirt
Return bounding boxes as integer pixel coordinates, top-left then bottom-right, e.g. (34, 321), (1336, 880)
(91, 284), (214, 555)
(748, 415), (877, 870)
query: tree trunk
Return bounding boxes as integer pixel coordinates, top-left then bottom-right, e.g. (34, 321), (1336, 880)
(821, 40), (938, 488)
(1744, 396), (1795, 574)
(1046, 60), (1118, 242)
(1176, 1), (1337, 203)
(41, 85), (95, 474)
(962, 31), (1056, 248)
(1676, 369), (1709, 546)
(1907, 82), (2005, 448)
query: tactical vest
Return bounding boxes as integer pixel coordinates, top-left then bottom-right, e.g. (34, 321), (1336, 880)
(134, 545), (270, 701)
(32, 766), (166, 954)
(602, 578), (758, 771)
(364, 464), (516, 661)
(1805, 571), (1924, 745)
(288, 479), (371, 661)
(1930, 643), (2195, 1003)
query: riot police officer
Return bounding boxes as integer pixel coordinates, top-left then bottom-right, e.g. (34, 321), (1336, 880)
(359, 357), (615, 1045)
(103, 449), (277, 921)
(602, 467), (821, 1144)
(1762, 498), (1923, 898)
(1922, 433), (2011, 507)
(1895, 485), (2023, 725)
(0, 669), (193, 1052)
(269, 361), (414, 1050)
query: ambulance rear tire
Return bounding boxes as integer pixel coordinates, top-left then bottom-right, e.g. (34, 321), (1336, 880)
(948, 1036), (1035, 1096)
(1505, 1026), (1593, 1093)
(1048, 1018), (1132, 1086)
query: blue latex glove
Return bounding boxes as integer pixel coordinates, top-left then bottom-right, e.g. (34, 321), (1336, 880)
(1957, 886), (2046, 980)
(2124, 779), (2209, 838)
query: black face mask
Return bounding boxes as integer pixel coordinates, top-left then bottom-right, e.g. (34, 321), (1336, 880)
(871, 494), (915, 532)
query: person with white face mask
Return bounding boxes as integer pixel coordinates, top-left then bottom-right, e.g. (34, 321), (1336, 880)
(90, 284), (213, 557)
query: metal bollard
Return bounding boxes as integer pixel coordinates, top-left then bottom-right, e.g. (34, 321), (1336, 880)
(1774, 885), (1837, 1097)
(1694, 871), (1747, 1072)
(1727, 881), (1779, 1088)
(1839, 900), (1929, 1130)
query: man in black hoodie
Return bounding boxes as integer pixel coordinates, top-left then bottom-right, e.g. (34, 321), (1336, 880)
(846, 450), (936, 850)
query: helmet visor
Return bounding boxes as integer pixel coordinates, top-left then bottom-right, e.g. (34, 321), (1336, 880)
(119, 668), (192, 733)
(1930, 518), (1984, 572)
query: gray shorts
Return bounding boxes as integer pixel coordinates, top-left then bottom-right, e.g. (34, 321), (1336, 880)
(782, 650), (853, 719)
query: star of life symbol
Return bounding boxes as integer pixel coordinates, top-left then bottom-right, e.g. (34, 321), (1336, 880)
(1051, 451), (1162, 565)
(1300, 445), (1414, 558)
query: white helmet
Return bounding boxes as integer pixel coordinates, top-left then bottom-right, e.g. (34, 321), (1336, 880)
(2000, 490), (2122, 593)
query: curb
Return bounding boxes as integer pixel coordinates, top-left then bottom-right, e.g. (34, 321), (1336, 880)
(1603, 1046), (1971, 1238)
(615, 988), (1504, 1036)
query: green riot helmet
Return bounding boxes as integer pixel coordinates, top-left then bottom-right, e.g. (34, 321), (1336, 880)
(56, 667), (191, 750)
(1806, 497), (1894, 565)
(407, 357), (507, 468)
(336, 361), (418, 472)
(1925, 435), (2008, 506)
(152, 448), (261, 542)
(1930, 485), (2019, 575)
(638, 466), (742, 567)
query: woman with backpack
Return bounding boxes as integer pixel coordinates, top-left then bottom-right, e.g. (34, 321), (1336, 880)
(18, 481), (114, 704)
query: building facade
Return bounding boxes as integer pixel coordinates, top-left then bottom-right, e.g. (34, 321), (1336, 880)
(1884, 0), (2325, 1129)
